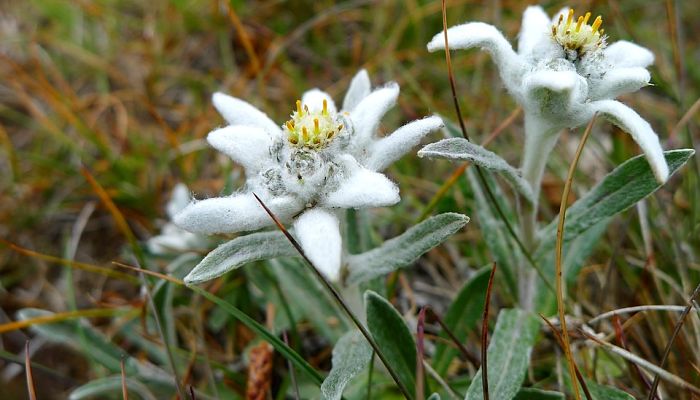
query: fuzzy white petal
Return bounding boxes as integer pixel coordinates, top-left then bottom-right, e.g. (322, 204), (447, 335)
(207, 125), (272, 173)
(342, 69), (371, 112)
(323, 159), (399, 208)
(589, 100), (668, 183)
(523, 70), (587, 114)
(517, 6), (550, 56)
(366, 116), (444, 171)
(212, 92), (281, 135)
(293, 209), (342, 281)
(589, 67), (651, 100)
(350, 83), (399, 144)
(166, 183), (192, 218)
(301, 89), (337, 114)
(604, 40), (655, 68)
(174, 194), (302, 234)
(427, 22), (524, 91)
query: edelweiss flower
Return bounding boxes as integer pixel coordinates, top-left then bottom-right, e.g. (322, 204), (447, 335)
(427, 6), (668, 190)
(174, 70), (443, 281)
(148, 183), (208, 255)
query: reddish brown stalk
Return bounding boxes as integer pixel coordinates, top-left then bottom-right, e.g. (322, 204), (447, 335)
(424, 307), (480, 367)
(612, 316), (658, 399)
(539, 315), (593, 400)
(121, 357), (129, 400)
(554, 117), (596, 400)
(416, 307), (427, 400)
(480, 263), (497, 400)
(25, 341), (37, 400)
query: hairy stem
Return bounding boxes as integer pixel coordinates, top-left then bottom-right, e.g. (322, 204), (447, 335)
(519, 114), (560, 310)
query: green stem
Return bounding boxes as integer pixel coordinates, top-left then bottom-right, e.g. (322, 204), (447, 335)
(519, 114), (560, 310)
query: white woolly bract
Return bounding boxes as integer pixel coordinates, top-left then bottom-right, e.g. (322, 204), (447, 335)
(293, 209), (342, 282)
(427, 5), (669, 184)
(212, 92), (281, 136)
(207, 125), (272, 174)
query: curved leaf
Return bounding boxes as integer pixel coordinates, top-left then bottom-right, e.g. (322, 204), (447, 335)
(365, 290), (416, 396)
(185, 231), (296, 284)
(346, 213), (469, 285)
(419, 137), (535, 204)
(321, 330), (372, 400)
(69, 376), (157, 400)
(465, 308), (540, 400)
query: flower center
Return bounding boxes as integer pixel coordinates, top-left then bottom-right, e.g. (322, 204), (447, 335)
(283, 99), (343, 149)
(551, 9), (606, 59)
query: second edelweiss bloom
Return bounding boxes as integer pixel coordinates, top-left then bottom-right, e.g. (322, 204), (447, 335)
(174, 70), (443, 281)
(427, 5), (669, 185)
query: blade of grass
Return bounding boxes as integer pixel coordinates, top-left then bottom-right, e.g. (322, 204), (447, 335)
(252, 192), (413, 399)
(647, 281), (700, 399)
(612, 316), (658, 399)
(416, 307), (427, 400)
(554, 116), (596, 400)
(0, 308), (134, 334)
(481, 262), (497, 400)
(121, 357), (129, 400)
(1, 240), (138, 283)
(133, 257), (186, 400)
(25, 341), (37, 400)
(539, 315), (593, 400)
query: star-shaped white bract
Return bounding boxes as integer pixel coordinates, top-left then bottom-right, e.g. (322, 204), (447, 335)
(427, 6), (668, 185)
(174, 70), (443, 281)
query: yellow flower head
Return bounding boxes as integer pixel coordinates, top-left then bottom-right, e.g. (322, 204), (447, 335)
(551, 9), (606, 59)
(284, 99), (343, 149)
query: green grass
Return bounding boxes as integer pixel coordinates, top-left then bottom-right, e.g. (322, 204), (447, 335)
(1, 0), (699, 399)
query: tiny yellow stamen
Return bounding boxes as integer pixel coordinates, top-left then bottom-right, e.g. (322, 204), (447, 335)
(591, 16), (603, 33)
(565, 9), (574, 28)
(322, 99), (328, 115)
(286, 121), (294, 130)
(575, 16), (584, 32)
(302, 127), (309, 142)
(314, 118), (319, 133)
(582, 12), (591, 25)
(296, 100), (302, 116)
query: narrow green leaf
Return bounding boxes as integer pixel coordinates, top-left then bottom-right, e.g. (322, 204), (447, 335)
(464, 308), (540, 400)
(321, 330), (372, 400)
(432, 266), (491, 376)
(419, 137), (535, 204)
(17, 308), (135, 374)
(365, 290), (416, 396)
(514, 388), (565, 399)
(536, 149), (694, 258)
(189, 285), (324, 385)
(346, 213), (469, 285)
(184, 231), (296, 284)
(69, 376), (157, 400)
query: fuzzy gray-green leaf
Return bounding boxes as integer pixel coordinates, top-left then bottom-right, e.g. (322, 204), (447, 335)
(419, 137), (535, 204)
(535, 149), (694, 259)
(184, 231), (296, 284)
(321, 330), (372, 400)
(346, 213), (468, 285)
(365, 290), (416, 396)
(464, 308), (540, 400)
